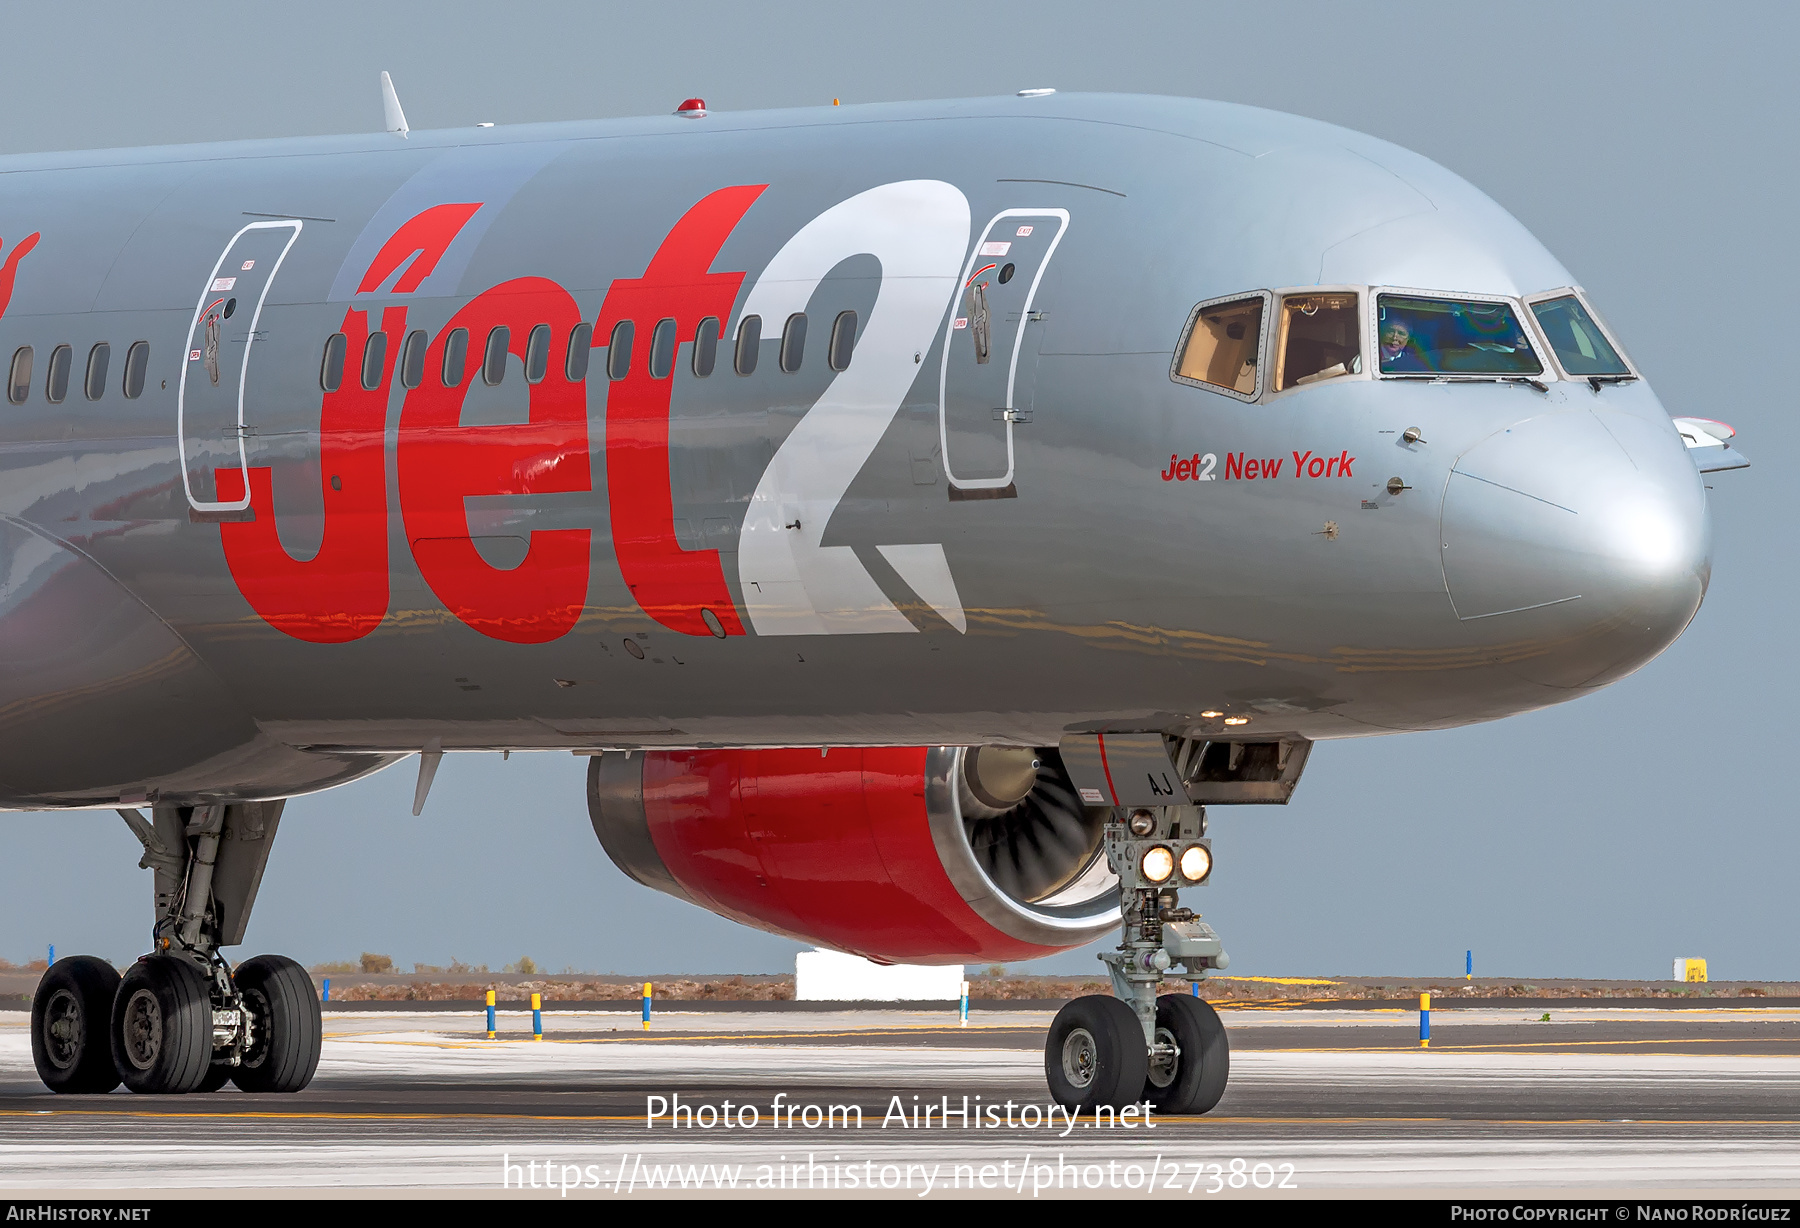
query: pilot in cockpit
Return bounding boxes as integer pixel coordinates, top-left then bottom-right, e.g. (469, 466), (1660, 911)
(1379, 317), (1426, 373)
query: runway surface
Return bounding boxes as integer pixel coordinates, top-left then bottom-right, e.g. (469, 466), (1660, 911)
(3, 1005), (1800, 1197)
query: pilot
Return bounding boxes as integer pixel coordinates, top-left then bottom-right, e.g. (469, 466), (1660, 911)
(1379, 318), (1426, 372)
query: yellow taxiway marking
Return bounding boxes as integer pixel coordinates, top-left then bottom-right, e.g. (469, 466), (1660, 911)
(314, 1031), (1800, 1058)
(0, 1109), (639, 1122)
(322, 1027), (1038, 1048)
(1245, 1039), (1800, 1054)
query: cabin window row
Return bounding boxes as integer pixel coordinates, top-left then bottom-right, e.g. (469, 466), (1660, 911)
(318, 311), (861, 393)
(8, 342), (151, 405)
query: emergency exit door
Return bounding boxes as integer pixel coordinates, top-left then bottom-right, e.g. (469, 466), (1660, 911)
(177, 219), (303, 512)
(937, 208), (1068, 497)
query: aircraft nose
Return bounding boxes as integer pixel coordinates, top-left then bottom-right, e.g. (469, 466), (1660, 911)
(1438, 407), (1710, 687)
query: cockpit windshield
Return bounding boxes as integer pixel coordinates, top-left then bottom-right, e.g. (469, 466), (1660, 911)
(1529, 295), (1630, 377)
(1376, 294), (1542, 376)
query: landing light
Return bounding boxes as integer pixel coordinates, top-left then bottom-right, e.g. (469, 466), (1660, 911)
(1223, 716), (1249, 726)
(1200, 710), (1223, 719)
(1179, 844), (1212, 883)
(1127, 809), (1157, 837)
(1141, 846), (1175, 884)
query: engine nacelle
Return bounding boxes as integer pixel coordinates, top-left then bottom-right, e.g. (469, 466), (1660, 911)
(587, 746), (1120, 963)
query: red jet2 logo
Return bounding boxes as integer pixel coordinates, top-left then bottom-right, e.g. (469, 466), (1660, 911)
(217, 191), (767, 645)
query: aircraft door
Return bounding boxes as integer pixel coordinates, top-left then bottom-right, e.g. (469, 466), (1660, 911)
(178, 219), (303, 513)
(937, 208), (1068, 497)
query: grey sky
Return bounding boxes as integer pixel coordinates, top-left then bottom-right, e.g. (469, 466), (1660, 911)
(0, 1), (1786, 979)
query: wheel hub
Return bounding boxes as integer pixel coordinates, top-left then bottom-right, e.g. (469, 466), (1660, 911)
(41, 990), (80, 1069)
(1060, 1026), (1098, 1088)
(237, 987), (269, 1070)
(120, 987), (163, 1071)
(1145, 1025), (1180, 1088)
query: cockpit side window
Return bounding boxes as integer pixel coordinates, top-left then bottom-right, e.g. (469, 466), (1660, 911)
(1276, 293), (1360, 391)
(1529, 294), (1630, 377)
(1376, 294), (1542, 376)
(1173, 294), (1265, 399)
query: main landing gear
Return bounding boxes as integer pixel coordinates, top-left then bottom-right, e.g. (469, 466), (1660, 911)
(29, 802), (320, 1095)
(1044, 804), (1231, 1116)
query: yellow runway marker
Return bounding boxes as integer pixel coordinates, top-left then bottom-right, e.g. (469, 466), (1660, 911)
(0, 1109), (640, 1123)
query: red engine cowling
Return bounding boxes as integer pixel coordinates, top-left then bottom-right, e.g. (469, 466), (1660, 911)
(587, 746), (1120, 963)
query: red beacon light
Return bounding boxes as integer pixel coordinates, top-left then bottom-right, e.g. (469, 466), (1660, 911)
(675, 98), (707, 118)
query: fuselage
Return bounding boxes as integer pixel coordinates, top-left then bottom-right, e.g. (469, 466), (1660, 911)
(0, 92), (1709, 807)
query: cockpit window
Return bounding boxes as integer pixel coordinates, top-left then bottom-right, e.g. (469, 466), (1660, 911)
(1174, 295), (1264, 396)
(1376, 294), (1542, 376)
(1529, 295), (1630, 376)
(1276, 292), (1360, 390)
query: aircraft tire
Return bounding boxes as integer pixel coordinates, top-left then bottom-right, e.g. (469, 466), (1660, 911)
(1145, 994), (1230, 1115)
(30, 956), (122, 1093)
(230, 954), (320, 1093)
(1044, 994), (1149, 1110)
(111, 955), (212, 1094)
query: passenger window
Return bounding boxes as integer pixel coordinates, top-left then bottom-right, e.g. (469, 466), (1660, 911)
(649, 318), (677, 380)
(566, 322), (592, 382)
(692, 316), (720, 377)
(734, 315), (761, 375)
(524, 324), (551, 384)
(1175, 296), (1264, 395)
(85, 343), (110, 401)
(7, 347), (31, 404)
(122, 342), (149, 399)
(360, 331), (388, 392)
(482, 326), (510, 386)
(1528, 295), (1629, 377)
(440, 328), (468, 388)
(828, 310), (858, 372)
(780, 313), (807, 373)
(1376, 294), (1541, 376)
(1275, 293), (1361, 391)
(607, 320), (633, 380)
(45, 344), (71, 404)
(399, 330), (427, 390)
(320, 333), (346, 393)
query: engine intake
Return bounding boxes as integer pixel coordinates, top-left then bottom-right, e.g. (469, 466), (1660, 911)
(588, 746), (1119, 963)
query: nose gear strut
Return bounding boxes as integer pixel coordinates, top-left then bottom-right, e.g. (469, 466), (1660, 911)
(1044, 804), (1232, 1115)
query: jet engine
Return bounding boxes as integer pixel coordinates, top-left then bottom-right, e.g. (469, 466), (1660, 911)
(587, 746), (1120, 963)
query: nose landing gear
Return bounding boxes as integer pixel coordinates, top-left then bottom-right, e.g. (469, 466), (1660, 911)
(1044, 805), (1231, 1116)
(28, 802), (320, 1095)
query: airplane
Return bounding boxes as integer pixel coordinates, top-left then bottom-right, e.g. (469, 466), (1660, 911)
(2, 80), (1734, 1111)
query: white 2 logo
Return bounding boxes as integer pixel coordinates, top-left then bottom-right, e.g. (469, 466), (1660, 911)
(735, 180), (972, 636)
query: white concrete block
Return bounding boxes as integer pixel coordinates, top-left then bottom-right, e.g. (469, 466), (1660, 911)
(794, 948), (965, 1001)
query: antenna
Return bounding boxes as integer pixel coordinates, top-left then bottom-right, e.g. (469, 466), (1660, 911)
(380, 71), (409, 138)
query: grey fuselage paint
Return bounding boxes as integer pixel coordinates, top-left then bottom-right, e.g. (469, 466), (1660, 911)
(0, 93), (1710, 808)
